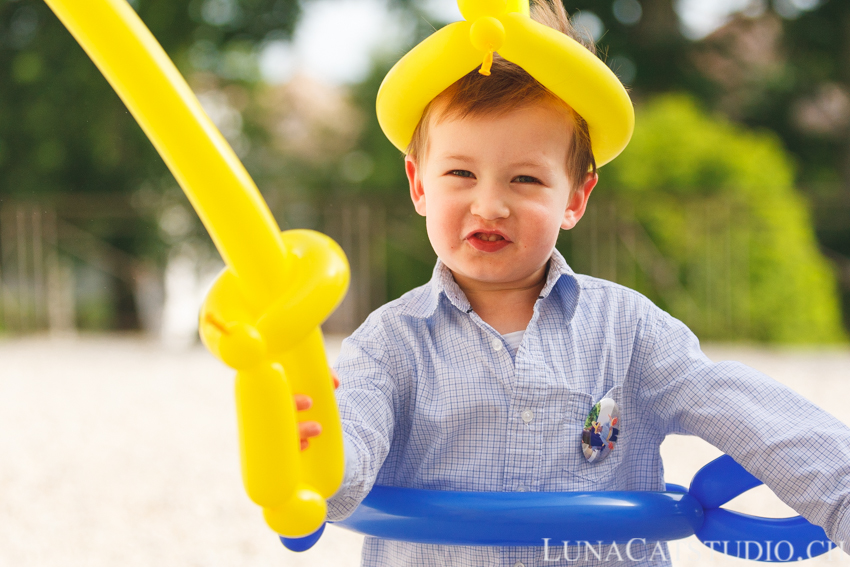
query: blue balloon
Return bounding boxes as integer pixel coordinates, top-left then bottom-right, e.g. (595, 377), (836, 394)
(280, 522), (325, 552)
(277, 455), (835, 562)
(689, 455), (762, 509)
(690, 455), (833, 562)
(336, 487), (703, 546)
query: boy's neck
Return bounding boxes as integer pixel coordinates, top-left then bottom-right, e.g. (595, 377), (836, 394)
(451, 263), (549, 335)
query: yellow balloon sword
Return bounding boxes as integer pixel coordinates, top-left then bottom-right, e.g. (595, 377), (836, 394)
(42, 0), (349, 537)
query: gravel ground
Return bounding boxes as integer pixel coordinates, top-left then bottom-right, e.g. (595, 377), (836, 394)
(0, 335), (849, 566)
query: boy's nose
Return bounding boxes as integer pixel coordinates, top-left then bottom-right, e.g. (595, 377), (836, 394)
(469, 182), (510, 220)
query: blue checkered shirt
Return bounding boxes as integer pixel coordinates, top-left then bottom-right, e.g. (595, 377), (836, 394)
(327, 249), (850, 566)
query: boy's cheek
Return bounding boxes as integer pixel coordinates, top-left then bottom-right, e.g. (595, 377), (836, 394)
(425, 218), (455, 250)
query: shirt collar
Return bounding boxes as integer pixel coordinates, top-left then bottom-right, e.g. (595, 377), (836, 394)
(407, 248), (578, 320)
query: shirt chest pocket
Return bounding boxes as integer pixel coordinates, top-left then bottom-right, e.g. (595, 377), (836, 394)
(561, 388), (623, 486)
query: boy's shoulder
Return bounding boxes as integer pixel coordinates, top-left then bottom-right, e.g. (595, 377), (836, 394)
(567, 272), (666, 328)
(571, 272), (657, 309)
(349, 281), (436, 339)
(567, 273), (688, 346)
(376, 280), (437, 318)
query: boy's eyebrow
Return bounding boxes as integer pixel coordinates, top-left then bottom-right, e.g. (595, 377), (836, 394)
(440, 155), (550, 169)
(511, 160), (549, 169)
(441, 154), (475, 162)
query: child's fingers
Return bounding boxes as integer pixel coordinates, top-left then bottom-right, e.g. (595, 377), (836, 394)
(294, 394), (312, 411)
(299, 420), (322, 451)
(299, 421), (321, 438)
(295, 370), (336, 452)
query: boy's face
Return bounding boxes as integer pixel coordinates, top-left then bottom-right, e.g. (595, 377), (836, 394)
(405, 101), (596, 292)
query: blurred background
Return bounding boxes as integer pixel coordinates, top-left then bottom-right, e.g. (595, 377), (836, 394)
(1, 0), (849, 343)
(2, 1), (850, 566)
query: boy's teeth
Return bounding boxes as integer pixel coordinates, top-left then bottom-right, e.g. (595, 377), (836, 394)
(477, 233), (504, 242)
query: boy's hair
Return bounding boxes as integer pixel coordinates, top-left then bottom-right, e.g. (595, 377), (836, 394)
(406, 0), (598, 192)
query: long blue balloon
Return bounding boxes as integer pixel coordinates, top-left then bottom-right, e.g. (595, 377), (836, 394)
(334, 486), (703, 546)
(280, 454), (835, 563)
(690, 455), (833, 562)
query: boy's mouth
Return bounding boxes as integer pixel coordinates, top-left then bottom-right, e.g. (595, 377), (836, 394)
(466, 230), (511, 252)
(474, 232), (505, 242)
(467, 229), (510, 242)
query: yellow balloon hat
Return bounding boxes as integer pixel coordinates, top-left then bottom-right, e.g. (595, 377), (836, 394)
(376, 0), (635, 167)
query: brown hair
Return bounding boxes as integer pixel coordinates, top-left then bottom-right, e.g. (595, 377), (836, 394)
(406, 0), (597, 192)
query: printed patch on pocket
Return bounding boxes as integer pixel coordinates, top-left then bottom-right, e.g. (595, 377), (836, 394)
(581, 397), (620, 463)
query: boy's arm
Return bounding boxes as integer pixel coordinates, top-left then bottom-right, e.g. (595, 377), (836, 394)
(636, 310), (850, 545)
(325, 326), (401, 521)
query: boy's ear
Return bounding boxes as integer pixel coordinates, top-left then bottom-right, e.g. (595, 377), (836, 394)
(561, 172), (598, 230)
(405, 155), (427, 217)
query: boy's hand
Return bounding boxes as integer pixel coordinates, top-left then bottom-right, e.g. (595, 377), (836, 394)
(296, 369), (340, 450)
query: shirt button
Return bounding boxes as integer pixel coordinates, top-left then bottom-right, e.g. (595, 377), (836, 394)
(517, 484), (527, 492)
(491, 338), (503, 351)
(521, 409), (534, 423)
(514, 562), (525, 567)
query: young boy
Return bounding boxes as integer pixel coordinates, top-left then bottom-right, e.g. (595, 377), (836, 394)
(299, 1), (850, 565)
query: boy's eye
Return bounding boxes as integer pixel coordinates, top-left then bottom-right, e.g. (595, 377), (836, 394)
(513, 175), (541, 184)
(448, 169), (475, 178)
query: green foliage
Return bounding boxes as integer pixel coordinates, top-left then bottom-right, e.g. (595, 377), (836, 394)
(0, 0), (302, 331)
(338, 43), (443, 302)
(346, 58), (411, 195)
(385, 211), (436, 301)
(564, 0), (693, 92)
(0, 0), (299, 202)
(699, 0), (850, 196)
(602, 94), (846, 343)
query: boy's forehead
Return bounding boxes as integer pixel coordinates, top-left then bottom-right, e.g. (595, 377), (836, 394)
(426, 103), (574, 169)
(430, 92), (575, 128)
(428, 100), (574, 149)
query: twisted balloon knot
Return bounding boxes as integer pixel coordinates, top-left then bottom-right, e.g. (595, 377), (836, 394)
(459, 0), (513, 75)
(468, 15), (505, 76)
(479, 51), (494, 76)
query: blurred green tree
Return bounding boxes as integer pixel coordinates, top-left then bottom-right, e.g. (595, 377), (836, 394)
(0, 0), (300, 203)
(685, 0), (850, 329)
(0, 0), (301, 331)
(561, 0), (692, 93)
(693, 1), (850, 194)
(602, 94), (846, 343)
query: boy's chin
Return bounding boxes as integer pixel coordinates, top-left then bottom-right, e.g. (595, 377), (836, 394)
(447, 263), (541, 290)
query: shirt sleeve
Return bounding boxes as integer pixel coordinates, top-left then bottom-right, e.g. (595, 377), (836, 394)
(636, 309), (850, 544)
(326, 323), (400, 521)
